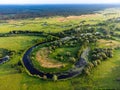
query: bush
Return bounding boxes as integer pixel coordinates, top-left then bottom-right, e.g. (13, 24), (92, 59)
(83, 67), (90, 75)
(92, 61), (98, 67)
(53, 75), (58, 81)
(101, 52), (107, 60)
(87, 62), (94, 70)
(59, 56), (64, 61)
(16, 66), (24, 73)
(66, 52), (71, 56)
(43, 75), (47, 80)
(11, 61), (24, 73)
(69, 57), (76, 63)
(96, 60), (101, 65)
(0, 54), (2, 58)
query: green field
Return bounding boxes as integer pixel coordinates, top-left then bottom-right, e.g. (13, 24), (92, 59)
(0, 8), (120, 90)
(0, 49), (120, 90)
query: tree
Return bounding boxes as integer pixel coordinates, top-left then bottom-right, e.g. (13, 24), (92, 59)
(101, 52), (107, 60)
(53, 75), (58, 81)
(96, 60), (101, 65)
(91, 54), (97, 60)
(0, 53), (2, 58)
(69, 57), (76, 63)
(43, 75), (47, 80)
(66, 52), (71, 56)
(59, 56), (64, 61)
(87, 62), (94, 70)
(58, 42), (62, 47)
(92, 61), (98, 67)
(83, 67), (90, 75)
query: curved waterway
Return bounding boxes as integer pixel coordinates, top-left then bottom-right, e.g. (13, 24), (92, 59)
(22, 42), (87, 80)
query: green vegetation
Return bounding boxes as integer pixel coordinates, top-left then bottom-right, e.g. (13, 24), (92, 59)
(0, 48), (10, 58)
(0, 8), (120, 90)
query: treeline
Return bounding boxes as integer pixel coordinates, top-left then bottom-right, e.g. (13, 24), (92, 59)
(0, 30), (46, 37)
(9, 30), (44, 35)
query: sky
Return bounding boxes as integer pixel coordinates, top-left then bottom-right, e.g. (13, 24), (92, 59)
(0, 0), (120, 4)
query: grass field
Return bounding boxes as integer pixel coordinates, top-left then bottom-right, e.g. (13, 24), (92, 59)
(0, 49), (120, 90)
(49, 46), (79, 62)
(0, 14), (104, 34)
(0, 8), (120, 90)
(98, 39), (120, 48)
(0, 36), (44, 51)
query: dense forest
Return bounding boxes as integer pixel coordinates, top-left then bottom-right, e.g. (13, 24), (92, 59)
(0, 4), (119, 20)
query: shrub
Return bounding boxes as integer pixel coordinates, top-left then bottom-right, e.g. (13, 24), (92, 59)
(87, 62), (94, 70)
(66, 52), (71, 56)
(101, 52), (107, 60)
(0, 54), (2, 58)
(83, 67), (90, 75)
(11, 61), (24, 73)
(43, 75), (47, 80)
(69, 57), (76, 63)
(92, 61), (98, 67)
(16, 66), (24, 73)
(96, 60), (101, 65)
(53, 75), (58, 81)
(59, 56), (64, 61)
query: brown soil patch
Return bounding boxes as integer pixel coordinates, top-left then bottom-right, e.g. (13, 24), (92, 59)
(57, 17), (66, 22)
(56, 14), (100, 22)
(36, 48), (64, 68)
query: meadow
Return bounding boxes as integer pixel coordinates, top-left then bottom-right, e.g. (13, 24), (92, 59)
(0, 7), (120, 90)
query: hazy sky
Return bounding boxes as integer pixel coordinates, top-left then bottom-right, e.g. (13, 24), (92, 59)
(0, 0), (120, 4)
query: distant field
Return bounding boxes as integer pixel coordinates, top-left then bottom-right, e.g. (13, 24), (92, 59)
(0, 8), (120, 34)
(0, 14), (103, 33)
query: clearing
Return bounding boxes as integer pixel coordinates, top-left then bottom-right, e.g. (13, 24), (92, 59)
(36, 48), (64, 68)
